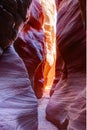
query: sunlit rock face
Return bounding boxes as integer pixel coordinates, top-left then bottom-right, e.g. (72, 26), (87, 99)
(50, 55), (66, 96)
(0, 45), (38, 130)
(40, 0), (56, 88)
(14, 0), (57, 98)
(14, 0), (45, 97)
(50, 0), (86, 96)
(46, 0), (86, 130)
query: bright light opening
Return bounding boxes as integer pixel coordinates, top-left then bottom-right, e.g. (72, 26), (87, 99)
(40, 0), (57, 90)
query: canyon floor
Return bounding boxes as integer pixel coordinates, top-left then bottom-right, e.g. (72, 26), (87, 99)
(38, 88), (58, 130)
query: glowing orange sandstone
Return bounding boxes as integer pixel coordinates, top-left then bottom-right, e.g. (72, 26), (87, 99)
(40, 0), (57, 89)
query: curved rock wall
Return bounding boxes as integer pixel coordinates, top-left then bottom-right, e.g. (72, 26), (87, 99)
(0, 0), (86, 129)
(0, 45), (38, 130)
(14, 0), (57, 98)
(50, 0), (86, 96)
(40, 0), (56, 88)
(14, 0), (45, 98)
(0, 0), (38, 130)
(46, 0), (86, 130)
(78, 0), (86, 25)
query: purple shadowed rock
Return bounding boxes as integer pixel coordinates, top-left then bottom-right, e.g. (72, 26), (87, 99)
(0, 0), (38, 130)
(46, 0), (86, 130)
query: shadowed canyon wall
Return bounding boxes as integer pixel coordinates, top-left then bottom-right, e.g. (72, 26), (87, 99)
(0, 0), (38, 130)
(46, 0), (86, 130)
(14, 0), (57, 98)
(0, 0), (86, 129)
(14, 0), (46, 98)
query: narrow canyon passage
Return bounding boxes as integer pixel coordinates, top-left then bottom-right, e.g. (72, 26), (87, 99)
(37, 0), (86, 130)
(0, 0), (86, 130)
(40, 0), (57, 89)
(37, 1), (58, 129)
(38, 88), (58, 130)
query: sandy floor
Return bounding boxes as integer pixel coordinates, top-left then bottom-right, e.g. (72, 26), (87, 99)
(38, 89), (58, 130)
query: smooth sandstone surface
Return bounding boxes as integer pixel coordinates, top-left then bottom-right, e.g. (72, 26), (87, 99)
(14, 0), (45, 98)
(0, 0), (86, 129)
(0, 45), (38, 130)
(46, 0), (86, 130)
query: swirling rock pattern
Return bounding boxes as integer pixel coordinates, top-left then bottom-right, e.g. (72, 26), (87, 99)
(0, 0), (38, 130)
(46, 0), (86, 130)
(50, 52), (64, 96)
(14, 26), (45, 86)
(14, 0), (45, 98)
(0, 45), (38, 130)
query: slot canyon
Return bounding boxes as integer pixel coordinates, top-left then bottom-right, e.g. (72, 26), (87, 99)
(0, 0), (86, 130)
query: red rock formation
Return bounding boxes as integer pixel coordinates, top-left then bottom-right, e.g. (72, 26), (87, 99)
(40, 0), (56, 88)
(14, 0), (45, 99)
(29, 0), (44, 30)
(78, 0), (86, 25)
(14, 26), (45, 87)
(50, 0), (86, 96)
(46, 0), (86, 130)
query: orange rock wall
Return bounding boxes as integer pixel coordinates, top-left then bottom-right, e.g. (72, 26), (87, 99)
(40, 0), (57, 88)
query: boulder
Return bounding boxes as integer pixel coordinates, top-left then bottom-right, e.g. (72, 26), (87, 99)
(46, 0), (86, 130)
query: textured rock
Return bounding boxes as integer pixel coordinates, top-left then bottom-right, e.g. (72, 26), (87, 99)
(40, 0), (56, 87)
(14, 0), (45, 97)
(34, 61), (45, 98)
(78, 0), (86, 25)
(0, 45), (38, 130)
(51, 0), (86, 96)
(0, 0), (38, 129)
(55, 0), (86, 26)
(50, 55), (67, 96)
(29, 0), (44, 30)
(46, 0), (86, 130)
(0, 0), (32, 50)
(14, 26), (45, 87)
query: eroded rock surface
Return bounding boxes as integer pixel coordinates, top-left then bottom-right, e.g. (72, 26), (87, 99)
(46, 0), (86, 130)
(0, 1), (38, 129)
(50, 53), (64, 96)
(0, 45), (38, 130)
(14, 0), (45, 98)
(40, 0), (56, 87)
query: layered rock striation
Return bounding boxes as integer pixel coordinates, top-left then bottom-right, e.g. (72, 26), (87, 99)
(46, 0), (86, 130)
(14, 0), (45, 98)
(0, 45), (38, 130)
(0, 0), (38, 129)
